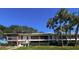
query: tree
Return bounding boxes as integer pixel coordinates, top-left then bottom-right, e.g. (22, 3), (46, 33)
(47, 8), (79, 46)
(0, 25), (38, 33)
(71, 14), (79, 46)
(9, 25), (38, 33)
(0, 25), (6, 32)
(47, 8), (70, 46)
(65, 11), (79, 46)
(0, 25), (6, 35)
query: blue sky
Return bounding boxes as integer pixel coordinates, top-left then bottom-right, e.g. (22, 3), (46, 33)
(0, 8), (78, 33)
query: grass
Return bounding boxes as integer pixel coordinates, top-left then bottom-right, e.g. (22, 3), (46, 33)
(0, 48), (8, 50)
(0, 46), (19, 50)
(0, 46), (9, 50)
(14, 46), (79, 50)
(1, 46), (79, 50)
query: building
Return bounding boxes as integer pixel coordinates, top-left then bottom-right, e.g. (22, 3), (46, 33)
(4, 33), (79, 46)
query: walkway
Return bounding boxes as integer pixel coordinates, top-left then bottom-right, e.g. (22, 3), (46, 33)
(7, 46), (21, 50)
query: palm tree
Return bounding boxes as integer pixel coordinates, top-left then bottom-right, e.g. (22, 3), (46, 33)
(73, 16), (79, 46)
(67, 11), (79, 46)
(47, 8), (69, 46)
(55, 8), (70, 46)
(65, 11), (79, 46)
(56, 9), (76, 46)
(47, 8), (79, 46)
(62, 13), (74, 46)
(47, 18), (58, 45)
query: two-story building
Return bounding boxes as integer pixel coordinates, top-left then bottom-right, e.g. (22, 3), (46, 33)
(4, 33), (79, 46)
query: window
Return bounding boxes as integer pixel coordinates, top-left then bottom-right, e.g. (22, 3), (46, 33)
(40, 36), (48, 39)
(21, 36), (23, 39)
(31, 36), (39, 39)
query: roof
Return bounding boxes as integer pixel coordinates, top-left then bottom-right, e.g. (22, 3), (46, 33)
(3, 33), (79, 37)
(4, 33), (53, 36)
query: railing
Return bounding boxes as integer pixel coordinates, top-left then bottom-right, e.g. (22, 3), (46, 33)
(7, 39), (52, 41)
(7, 38), (79, 41)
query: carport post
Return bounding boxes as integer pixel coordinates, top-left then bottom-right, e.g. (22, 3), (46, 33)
(28, 36), (31, 46)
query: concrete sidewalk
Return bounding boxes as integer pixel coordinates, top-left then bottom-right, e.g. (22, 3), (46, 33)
(7, 46), (21, 50)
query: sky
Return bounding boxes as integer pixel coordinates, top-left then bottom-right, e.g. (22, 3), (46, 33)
(0, 8), (78, 33)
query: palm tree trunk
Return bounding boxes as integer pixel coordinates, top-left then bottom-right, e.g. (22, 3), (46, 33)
(66, 31), (68, 46)
(60, 32), (63, 46)
(60, 21), (63, 46)
(75, 24), (79, 46)
(61, 36), (63, 46)
(57, 34), (60, 45)
(69, 30), (71, 46)
(66, 30), (71, 46)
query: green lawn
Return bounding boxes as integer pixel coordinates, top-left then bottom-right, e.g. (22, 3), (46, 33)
(0, 47), (9, 50)
(0, 48), (8, 50)
(1, 46), (79, 50)
(14, 46), (79, 50)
